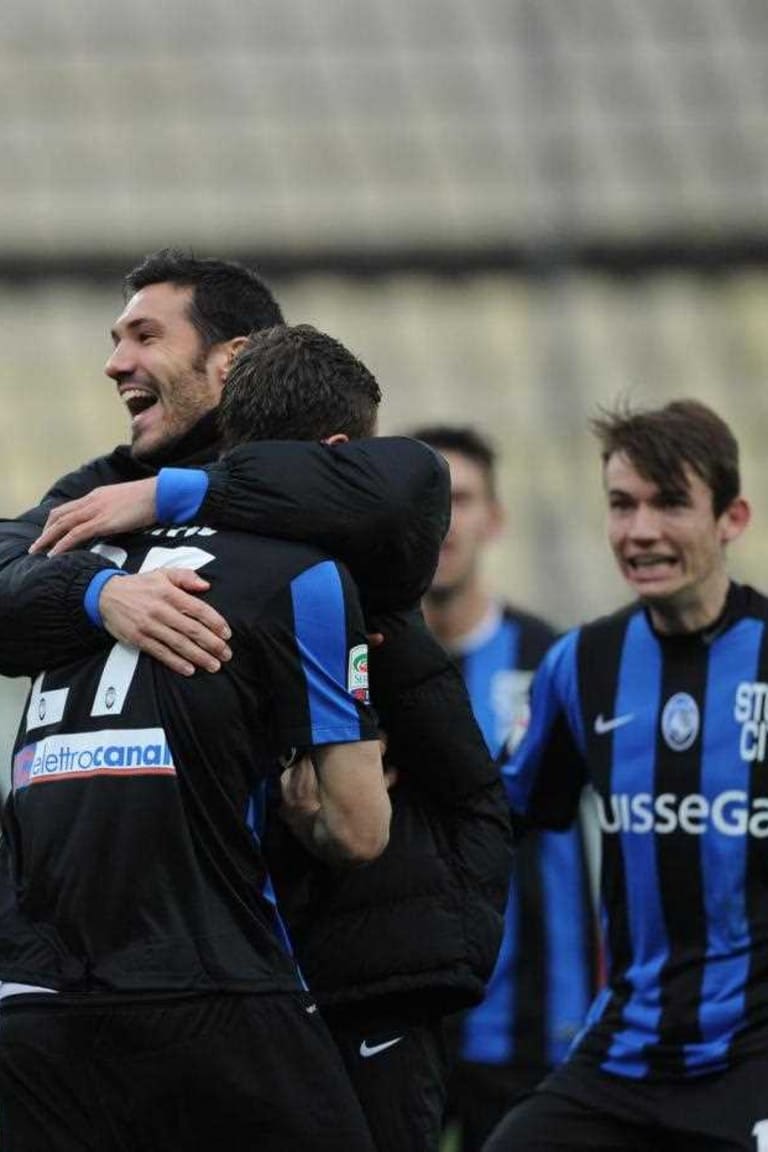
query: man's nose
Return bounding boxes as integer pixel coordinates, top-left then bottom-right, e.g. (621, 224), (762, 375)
(104, 342), (132, 381)
(628, 504), (661, 540)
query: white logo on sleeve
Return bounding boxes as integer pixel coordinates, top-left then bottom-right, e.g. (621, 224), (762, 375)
(594, 713), (635, 735)
(347, 644), (369, 703)
(753, 1119), (768, 1152)
(359, 1036), (403, 1058)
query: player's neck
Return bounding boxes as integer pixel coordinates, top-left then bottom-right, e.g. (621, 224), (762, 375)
(424, 581), (493, 647)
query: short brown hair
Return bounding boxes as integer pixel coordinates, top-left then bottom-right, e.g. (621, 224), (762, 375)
(591, 399), (740, 517)
(219, 324), (381, 449)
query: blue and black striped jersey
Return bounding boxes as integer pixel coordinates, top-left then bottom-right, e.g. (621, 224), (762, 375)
(0, 524), (378, 998)
(454, 604), (596, 1071)
(504, 582), (768, 1079)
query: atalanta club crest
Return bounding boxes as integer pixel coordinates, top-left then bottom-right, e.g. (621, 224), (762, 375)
(661, 692), (699, 752)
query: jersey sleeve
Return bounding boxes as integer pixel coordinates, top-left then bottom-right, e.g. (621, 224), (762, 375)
(501, 629), (588, 830)
(197, 437), (450, 612)
(252, 559), (380, 755)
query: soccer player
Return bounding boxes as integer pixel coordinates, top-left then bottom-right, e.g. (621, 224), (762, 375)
(0, 328), (394, 1149)
(0, 247), (449, 679)
(212, 332), (516, 1152)
(409, 425), (598, 1152)
(485, 399), (768, 1152)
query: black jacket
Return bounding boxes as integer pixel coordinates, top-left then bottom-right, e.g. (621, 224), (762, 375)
(266, 608), (514, 1020)
(0, 413), (449, 676)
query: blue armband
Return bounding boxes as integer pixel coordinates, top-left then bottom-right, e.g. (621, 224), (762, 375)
(84, 569), (129, 629)
(156, 468), (209, 524)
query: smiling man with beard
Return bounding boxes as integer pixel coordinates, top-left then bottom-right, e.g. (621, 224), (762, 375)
(0, 248), (450, 679)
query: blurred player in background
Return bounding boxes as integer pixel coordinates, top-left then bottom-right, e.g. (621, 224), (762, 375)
(487, 400), (768, 1152)
(409, 425), (598, 1152)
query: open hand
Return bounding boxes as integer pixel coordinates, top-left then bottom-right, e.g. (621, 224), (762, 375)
(30, 479), (158, 556)
(100, 568), (232, 676)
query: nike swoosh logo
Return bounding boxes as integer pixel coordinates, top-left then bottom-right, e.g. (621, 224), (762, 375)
(359, 1036), (404, 1058)
(594, 712), (635, 735)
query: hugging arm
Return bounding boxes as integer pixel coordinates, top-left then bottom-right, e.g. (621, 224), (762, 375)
(0, 454), (230, 677)
(0, 455), (125, 675)
(32, 438), (451, 613)
(4, 437), (448, 677)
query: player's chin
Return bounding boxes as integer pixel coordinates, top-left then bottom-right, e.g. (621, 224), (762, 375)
(622, 569), (681, 603)
(130, 424), (174, 461)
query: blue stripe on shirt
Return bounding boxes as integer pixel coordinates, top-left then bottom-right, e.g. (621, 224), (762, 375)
(603, 612), (665, 1079)
(688, 618), (762, 1070)
(290, 561), (362, 744)
(540, 828), (593, 1065)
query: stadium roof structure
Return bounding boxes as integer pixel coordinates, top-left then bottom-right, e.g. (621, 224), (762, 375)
(1, 0), (767, 269)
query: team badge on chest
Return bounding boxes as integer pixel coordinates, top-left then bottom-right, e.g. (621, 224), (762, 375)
(661, 692), (700, 752)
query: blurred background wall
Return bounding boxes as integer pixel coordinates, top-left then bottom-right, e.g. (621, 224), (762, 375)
(2, 0), (768, 770)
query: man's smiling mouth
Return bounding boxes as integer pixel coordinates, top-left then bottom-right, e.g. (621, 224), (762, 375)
(122, 389), (158, 418)
(627, 556), (677, 570)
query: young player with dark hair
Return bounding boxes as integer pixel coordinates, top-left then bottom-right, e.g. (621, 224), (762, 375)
(486, 399), (768, 1152)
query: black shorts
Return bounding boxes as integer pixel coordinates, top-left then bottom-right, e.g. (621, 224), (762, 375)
(483, 1053), (768, 1152)
(445, 1060), (549, 1152)
(327, 1009), (449, 1152)
(0, 992), (376, 1152)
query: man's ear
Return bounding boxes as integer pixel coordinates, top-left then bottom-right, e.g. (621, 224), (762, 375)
(225, 336), (249, 373)
(720, 495), (751, 545)
(212, 336), (250, 386)
(485, 499), (505, 542)
(323, 433), (349, 446)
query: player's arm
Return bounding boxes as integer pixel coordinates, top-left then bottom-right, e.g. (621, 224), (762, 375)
(32, 437), (451, 611)
(258, 558), (391, 866)
(0, 456), (231, 678)
(501, 629), (588, 831)
(0, 455), (132, 675)
(279, 743), (390, 865)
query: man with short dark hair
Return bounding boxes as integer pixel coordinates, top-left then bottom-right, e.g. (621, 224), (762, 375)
(114, 247), (285, 462)
(409, 424), (597, 1152)
(485, 399), (768, 1152)
(0, 247), (449, 680)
